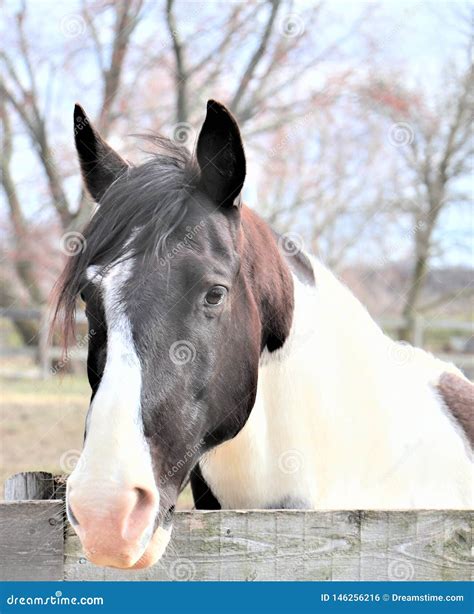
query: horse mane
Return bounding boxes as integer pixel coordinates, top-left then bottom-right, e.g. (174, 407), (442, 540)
(52, 135), (199, 349)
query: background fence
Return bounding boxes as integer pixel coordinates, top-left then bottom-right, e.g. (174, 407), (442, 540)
(0, 472), (472, 582)
(1, 308), (473, 379)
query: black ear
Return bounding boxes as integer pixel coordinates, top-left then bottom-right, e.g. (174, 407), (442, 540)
(196, 100), (246, 208)
(74, 104), (128, 202)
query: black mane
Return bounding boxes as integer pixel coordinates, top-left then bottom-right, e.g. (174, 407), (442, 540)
(54, 136), (199, 345)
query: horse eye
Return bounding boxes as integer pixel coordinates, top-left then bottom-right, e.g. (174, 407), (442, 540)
(204, 285), (227, 306)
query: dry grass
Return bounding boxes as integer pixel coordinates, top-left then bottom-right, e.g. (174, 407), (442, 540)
(0, 374), (90, 493)
(0, 368), (193, 507)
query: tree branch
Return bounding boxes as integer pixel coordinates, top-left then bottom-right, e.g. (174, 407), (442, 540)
(166, 0), (188, 123)
(230, 0), (281, 115)
(0, 96), (44, 304)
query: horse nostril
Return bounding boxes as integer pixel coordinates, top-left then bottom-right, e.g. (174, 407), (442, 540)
(67, 502), (80, 526)
(134, 487), (156, 511)
(67, 484), (159, 549)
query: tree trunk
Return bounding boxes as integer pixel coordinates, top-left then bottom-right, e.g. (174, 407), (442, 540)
(399, 251), (428, 343)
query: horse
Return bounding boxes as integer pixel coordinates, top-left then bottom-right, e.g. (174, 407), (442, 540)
(54, 100), (473, 570)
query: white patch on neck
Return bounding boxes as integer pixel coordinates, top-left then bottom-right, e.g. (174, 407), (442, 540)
(200, 256), (473, 510)
(69, 259), (156, 496)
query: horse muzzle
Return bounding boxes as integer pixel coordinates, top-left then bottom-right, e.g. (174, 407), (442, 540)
(67, 480), (171, 569)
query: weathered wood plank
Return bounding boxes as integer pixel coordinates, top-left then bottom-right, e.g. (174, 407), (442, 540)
(0, 501), (64, 581)
(63, 509), (474, 582)
(4, 472), (67, 503)
(4, 472), (55, 501)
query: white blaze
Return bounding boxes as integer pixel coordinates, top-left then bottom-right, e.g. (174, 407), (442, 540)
(68, 260), (157, 501)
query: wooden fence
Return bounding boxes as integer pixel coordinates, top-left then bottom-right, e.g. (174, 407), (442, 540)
(0, 472), (472, 582)
(0, 308), (88, 379)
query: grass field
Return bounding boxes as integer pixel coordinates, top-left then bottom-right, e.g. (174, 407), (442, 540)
(1, 373), (89, 491)
(0, 366), (193, 507)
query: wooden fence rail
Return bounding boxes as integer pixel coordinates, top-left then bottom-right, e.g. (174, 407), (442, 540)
(0, 472), (472, 582)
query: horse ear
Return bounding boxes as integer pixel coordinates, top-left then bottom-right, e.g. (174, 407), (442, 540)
(73, 104), (128, 202)
(196, 100), (246, 208)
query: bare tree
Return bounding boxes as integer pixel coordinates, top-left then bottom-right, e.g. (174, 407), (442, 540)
(1, 94), (43, 305)
(1, 0), (143, 232)
(399, 59), (473, 341)
(1, 0), (366, 322)
(1, 0), (143, 349)
(351, 5), (474, 340)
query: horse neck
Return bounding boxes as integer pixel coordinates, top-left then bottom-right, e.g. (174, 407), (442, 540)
(201, 248), (398, 507)
(203, 236), (472, 508)
(239, 207), (389, 409)
(240, 206), (294, 352)
(257, 256), (460, 463)
(258, 256), (390, 421)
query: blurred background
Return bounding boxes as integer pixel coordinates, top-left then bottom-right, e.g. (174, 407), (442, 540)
(1, 0), (473, 502)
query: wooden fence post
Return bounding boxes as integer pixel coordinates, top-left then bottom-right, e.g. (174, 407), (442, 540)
(413, 314), (424, 348)
(4, 471), (55, 501)
(1, 472), (65, 581)
(38, 307), (50, 379)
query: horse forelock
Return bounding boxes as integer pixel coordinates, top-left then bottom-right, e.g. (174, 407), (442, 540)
(52, 137), (199, 350)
